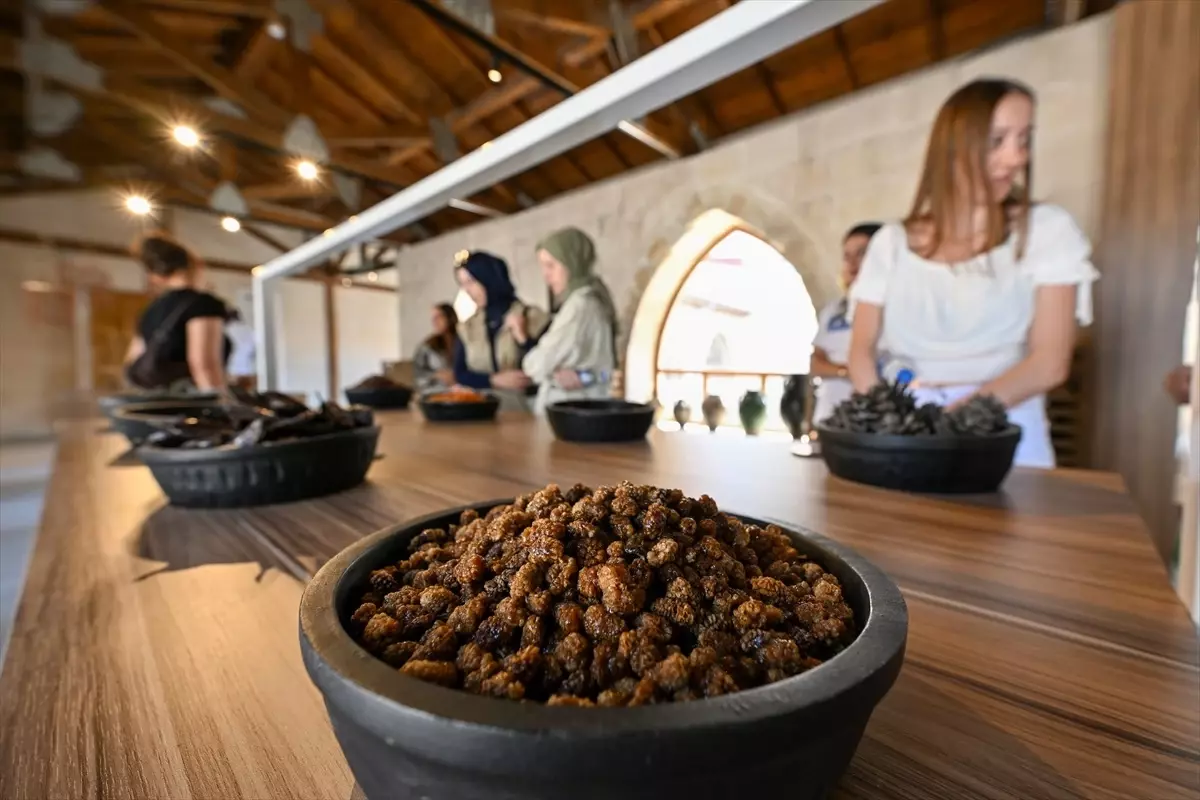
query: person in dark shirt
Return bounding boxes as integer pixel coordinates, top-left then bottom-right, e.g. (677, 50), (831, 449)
(123, 233), (230, 391)
(452, 251), (548, 409)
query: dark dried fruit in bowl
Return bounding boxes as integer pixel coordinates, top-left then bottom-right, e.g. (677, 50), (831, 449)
(348, 483), (857, 706)
(823, 381), (1009, 436)
(143, 393), (373, 451)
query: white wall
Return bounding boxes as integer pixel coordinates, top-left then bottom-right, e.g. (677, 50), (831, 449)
(336, 287), (402, 394)
(391, 16), (1112, 361)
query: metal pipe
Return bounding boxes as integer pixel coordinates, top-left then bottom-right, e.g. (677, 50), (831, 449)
(253, 0), (882, 388)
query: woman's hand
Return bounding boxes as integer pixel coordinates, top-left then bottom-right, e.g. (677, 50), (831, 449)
(490, 370), (531, 390)
(1164, 365), (1192, 405)
(554, 370), (583, 390)
(504, 310), (528, 344)
(434, 369), (454, 387)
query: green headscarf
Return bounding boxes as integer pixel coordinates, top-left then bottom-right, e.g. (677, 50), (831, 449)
(537, 226), (619, 357)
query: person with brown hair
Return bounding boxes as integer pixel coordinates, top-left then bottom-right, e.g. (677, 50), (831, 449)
(847, 78), (1098, 467)
(123, 232), (230, 392)
(413, 303), (458, 393)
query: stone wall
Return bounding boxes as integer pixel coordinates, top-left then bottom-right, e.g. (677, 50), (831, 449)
(393, 15), (1113, 370)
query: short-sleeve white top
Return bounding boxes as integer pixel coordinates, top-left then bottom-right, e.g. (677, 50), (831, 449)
(847, 204), (1098, 386)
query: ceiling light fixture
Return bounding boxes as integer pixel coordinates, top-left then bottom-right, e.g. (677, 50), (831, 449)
(487, 66), (502, 83)
(124, 195), (151, 215)
(296, 159), (319, 180)
(221, 215), (241, 232)
(171, 124), (200, 148)
(367, 271), (378, 282)
(266, 20), (287, 40)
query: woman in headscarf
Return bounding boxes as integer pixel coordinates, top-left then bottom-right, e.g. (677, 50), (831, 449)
(453, 250), (549, 409)
(519, 227), (618, 411)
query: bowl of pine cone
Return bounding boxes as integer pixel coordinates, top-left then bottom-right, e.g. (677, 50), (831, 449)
(815, 383), (1020, 494)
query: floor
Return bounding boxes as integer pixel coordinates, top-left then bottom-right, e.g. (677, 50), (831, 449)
(0, 439), (54, 670)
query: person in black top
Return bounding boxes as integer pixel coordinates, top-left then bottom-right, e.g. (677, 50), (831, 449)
(123, 233), (230, 391)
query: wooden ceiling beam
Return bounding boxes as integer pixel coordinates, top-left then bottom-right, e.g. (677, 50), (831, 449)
(62, 80), (422, 189)
(139, 0), (276, 16)
(498, 9), (611, 40)
(241, 180), (332, 201)
(925, 0), (945, 62)
(308, 31), (424, 126)
(563, 0), (704, 67)
(409, 0), (681, 160)
(96, 0), (291, 125)
(831, 26), (860, 90)
(233, 21), (279, 80)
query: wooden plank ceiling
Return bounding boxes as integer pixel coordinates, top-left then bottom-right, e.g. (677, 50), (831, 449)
(1, 0), (1112, 250)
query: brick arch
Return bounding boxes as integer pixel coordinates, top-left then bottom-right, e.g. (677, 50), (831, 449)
(623, 193), (829, 403)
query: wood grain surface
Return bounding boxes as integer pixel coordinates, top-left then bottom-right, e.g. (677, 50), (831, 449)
(0, 412), (1197, 800)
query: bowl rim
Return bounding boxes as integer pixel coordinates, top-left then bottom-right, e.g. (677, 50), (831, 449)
(418, 391), (501, 406)
(546, 400), (655, 416)
(111, 399), (225, 419)
(137, 423), (380, 462)
(300, 499), (907, 740)
(345, 384), (413, 395)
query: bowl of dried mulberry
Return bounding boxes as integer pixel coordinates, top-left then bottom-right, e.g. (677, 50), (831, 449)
(299, 482), (907, 800)
(816, 382), (1021, 494)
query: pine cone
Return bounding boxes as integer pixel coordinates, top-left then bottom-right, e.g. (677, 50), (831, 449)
(946, 395), (1009, 435)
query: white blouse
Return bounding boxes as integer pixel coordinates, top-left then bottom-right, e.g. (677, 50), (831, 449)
(848, 204), (1099, 386)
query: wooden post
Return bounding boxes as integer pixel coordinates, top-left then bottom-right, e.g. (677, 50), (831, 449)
(1089, 0), (1200, 561)
(324, 277), (339, 402)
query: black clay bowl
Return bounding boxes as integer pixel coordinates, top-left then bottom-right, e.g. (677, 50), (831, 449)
(816, 422), (1022, 494)
(546, 400), (656, 443)
(345, 385), (413, 410)
(138, 425), (380, 508)
(419, 395), (500, 423)
(299, 501), (907, 800)
(110, 400), (224, 445)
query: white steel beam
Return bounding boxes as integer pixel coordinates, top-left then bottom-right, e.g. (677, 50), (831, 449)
(254, 0), (881, 388)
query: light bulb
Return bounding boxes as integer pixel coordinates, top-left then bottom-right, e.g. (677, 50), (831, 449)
(296, 160), (319, 180)
(266, 20), (286, 40)
(221, 216), (241, 232)
(172, 125), (200, 148)
(367, 271), (378, 282)
(124, 195), (151, 215)
(487, 67), (502, 83)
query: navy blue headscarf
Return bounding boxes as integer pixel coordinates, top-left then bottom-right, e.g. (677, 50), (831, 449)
(459, 251), (517, 330)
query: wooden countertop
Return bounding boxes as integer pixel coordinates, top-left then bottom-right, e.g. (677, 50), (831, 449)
(1, 413), (1197, 799)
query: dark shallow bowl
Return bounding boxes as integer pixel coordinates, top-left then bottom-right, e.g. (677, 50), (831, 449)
(138, 425), (380, 508)
(110, 400), (224, 445)
(345, 385), (413, 410)
(419, 394), (501, 422)
(546, 399), (656, 443)
(300, 500), (907, 800)
(816, 422), (1021, 494)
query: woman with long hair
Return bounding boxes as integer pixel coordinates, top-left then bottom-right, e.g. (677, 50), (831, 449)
(123, 232), (230, 392)
(519, 226), (619, 411)
(413, 303), (458, 393)
(453, 251), (549, 408)
(847, 78), (1098, 468)
(811, 222), (882, 423)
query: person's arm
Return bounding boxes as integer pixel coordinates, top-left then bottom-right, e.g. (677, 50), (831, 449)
(521, 297), (598, 385)
(847, 303), (883, 393)
(185, 316), (227, 391)
(452, 339), (494, 390)
(810, 347), (848, 379)
(124, 336), (145, 366)
(973, 285), (1077, 407)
